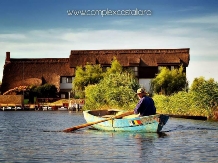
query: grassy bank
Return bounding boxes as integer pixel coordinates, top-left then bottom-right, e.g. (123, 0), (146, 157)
(153, 91), (218, 120)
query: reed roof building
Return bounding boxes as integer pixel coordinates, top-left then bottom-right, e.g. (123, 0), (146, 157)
(1, 48), (190, 98)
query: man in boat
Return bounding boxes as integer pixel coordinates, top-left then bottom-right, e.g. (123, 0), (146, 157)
(134, 88), (156, 116)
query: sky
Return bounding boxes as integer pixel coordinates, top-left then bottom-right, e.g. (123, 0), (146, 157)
(0, 0), (218, 86)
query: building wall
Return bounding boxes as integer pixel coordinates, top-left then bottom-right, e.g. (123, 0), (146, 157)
(1, 59), (75, 94)
(139, 79), (152, 93)
(60, 83), (73, 90)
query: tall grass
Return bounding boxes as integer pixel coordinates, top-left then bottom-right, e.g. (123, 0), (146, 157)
(153, 91), (217, 119)
(153, 77), (218, 120)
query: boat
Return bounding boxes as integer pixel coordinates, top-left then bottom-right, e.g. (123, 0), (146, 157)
(58, 106), (68, 111)
(42, 106), (48, 111)
(83, 109), (169, 132)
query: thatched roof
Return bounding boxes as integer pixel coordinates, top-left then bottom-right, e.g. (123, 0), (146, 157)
(69, 48), (190, 67)
(1, 58), (74, 94)
(0, 95), (23, 105)
(1, 49), (190, 94)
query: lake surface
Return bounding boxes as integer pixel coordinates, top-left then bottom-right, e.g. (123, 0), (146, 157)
(0, 111), (218, 163)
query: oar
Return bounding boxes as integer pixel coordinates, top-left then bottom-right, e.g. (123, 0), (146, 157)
(63, 110), (134, 132)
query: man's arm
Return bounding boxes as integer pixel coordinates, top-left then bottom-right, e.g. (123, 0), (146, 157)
(134, 98), (143, 114)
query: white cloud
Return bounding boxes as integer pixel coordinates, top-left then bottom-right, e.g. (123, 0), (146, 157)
(174, 14), (218, 25)
(178, 6), (203, 12)
(0, 33), (27, 40)
(1, 14), (218, 85)
(109, 19), (134, 26)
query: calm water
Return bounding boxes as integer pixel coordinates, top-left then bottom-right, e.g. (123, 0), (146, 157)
(0, 111), (218, 163)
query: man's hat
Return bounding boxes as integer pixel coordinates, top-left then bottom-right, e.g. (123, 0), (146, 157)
(136, 88), (146, 94)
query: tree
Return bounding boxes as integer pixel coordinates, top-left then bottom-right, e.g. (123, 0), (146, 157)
(190, 77), (218, 108)
(84, 59), (140, 110)
(30, 84), (58, 98)
(72, 58), (140, 109)
(105, 58), (122, 75)
(151, 66), (187, 95)
(73, 64), (104, 98)
(190, 76), (208, 92)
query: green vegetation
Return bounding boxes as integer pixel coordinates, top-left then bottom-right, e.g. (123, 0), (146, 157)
(16, 84), (58, 103)
(73, 58), (140, 110)
(72, 59), (218, 120)
(73, 64), (104, 98)
(29, 84), (58, 98)
(84, 72), (139, 110)
(151, 66), (188, 95)
(153, 77), (218, 120)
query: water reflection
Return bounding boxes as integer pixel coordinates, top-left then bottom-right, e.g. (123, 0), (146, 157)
(1, 112), (218, 163)
(83, 129), (169, 162)
(85, 128), (167, 138)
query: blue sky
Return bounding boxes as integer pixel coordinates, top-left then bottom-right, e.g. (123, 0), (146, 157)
(0, 0), (218, 85)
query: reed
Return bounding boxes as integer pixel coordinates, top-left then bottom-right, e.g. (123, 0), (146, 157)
(153, 91), (218, 120)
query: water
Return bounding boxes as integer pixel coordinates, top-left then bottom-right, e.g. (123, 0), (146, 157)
(0, 111), (218, 163)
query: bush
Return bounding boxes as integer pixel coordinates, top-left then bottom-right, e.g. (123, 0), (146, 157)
(190, 77), (218, 108)
(83, 59), (140, 110)
(151, 66), (188, 95)
(153, 77), (218, 119)
(30, 84), (58, 98)
(84, 72), (139, 110)
(73, 64), (104, 98)
(153, 91), (208, 116)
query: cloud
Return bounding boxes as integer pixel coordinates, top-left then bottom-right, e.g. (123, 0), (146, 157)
(1, 13), (218, 84)
(178, 6), (203, 12)
(109, 19), (135, 26)
(174, 14), (218, 25)
(0, 33), (27, 41)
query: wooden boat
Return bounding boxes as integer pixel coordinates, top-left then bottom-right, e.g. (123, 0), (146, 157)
(83, 109), (169, 132)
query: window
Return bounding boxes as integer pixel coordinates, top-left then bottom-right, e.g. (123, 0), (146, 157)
(61, 76), (73, 83)
(66, 77), (72, 83)
(139, 67), (158, 78)
(171, 66), (174, 70)
(133, 67), (138, 76)
(128, 67), (138, 77)
(61, 77), (67, 83)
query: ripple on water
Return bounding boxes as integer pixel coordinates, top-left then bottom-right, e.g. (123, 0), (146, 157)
(0, 112), (218, 163)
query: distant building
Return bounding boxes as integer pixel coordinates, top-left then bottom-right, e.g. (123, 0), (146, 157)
(1, 49), (190, 98)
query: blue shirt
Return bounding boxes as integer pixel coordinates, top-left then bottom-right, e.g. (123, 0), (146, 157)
(134, 96), (156, 116)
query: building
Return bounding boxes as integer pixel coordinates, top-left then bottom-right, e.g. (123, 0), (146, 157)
(1, 52), (74, 98)
(1, 48), (190, 97)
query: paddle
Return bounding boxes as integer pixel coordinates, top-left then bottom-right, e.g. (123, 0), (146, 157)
(63, 110), (134, 132)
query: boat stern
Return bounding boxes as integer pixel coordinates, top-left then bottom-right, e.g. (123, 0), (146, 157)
(157, 114), (169, 132)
